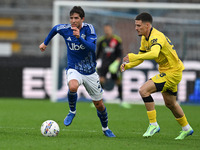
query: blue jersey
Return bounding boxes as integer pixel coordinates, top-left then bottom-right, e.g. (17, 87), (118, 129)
(44, 23), (97, 75)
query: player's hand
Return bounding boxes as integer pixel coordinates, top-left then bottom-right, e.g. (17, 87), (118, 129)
(123, 55), (129, 63)
(39, 43), (47, 52)
(120, 63), (126, 72)
(72, 27), (80, 38)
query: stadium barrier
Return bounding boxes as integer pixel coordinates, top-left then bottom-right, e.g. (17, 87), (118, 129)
(0, 57), (194, 104)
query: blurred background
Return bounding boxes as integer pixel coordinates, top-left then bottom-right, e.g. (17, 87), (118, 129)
(0, 0), (200, 104)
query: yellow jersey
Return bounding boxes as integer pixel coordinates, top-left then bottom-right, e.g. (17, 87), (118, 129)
(139, 27), (184, 72)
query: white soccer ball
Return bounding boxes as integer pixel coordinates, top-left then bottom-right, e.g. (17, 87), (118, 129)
(41, 120), (60, 137)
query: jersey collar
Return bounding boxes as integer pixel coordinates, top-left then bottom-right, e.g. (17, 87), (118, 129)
(145, 27), (153, 41)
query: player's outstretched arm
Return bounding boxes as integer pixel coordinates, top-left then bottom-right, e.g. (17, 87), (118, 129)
(128, 45), (160, 62)
(39, 42), (47, 52)
(121, 50), (148, 72)
(120, 59), (144, 72)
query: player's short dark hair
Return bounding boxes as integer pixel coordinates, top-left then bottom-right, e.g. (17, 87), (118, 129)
(135, 12), (153, 24)
(70, 6), (85, 18)
(104, 23), (112, 27)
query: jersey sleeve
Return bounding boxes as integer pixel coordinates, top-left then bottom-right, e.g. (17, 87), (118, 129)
(124, 51), (144, 70)
(77, 24), (97, 52)
(129, 44), (160, 61)
(124, 60), (144, 70)
(44, 25), (58, 45)
(149, 34), (164, 49)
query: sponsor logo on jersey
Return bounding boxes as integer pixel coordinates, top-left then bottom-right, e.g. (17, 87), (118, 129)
(150, 38), (158, 45)
(68, 43), (85, 50)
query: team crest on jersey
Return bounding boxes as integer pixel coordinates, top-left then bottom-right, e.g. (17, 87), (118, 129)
(81, 34), (86, 39)
(150, 38), (158, 45)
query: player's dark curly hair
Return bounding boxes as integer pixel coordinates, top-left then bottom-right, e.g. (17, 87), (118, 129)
(135, 12), (153, 24)
(70, 6), (85, 19)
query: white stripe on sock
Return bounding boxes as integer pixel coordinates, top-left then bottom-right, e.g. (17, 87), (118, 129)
(102, 127), (109, 131)
(69, 110), (76, 114)
(150, 122), (158, 126)
(182, 124), (191, 131)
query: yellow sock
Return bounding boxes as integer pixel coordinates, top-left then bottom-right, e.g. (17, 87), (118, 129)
(147, 110), (157, 124)
(176, 115), (188, 127)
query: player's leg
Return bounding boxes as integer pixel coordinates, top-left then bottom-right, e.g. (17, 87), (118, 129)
(162, 92), (193, 140)
(93, 100), (115, 137)
(89, 68), (106, 107)
(162, 92), (184, 118)
(139, 79), (160, 137)
(84, 72), (115, 137)
(68, 79), (79, 111)
(162, 70), (193, 139)
(64, 79), (79, 126)
(64, 69), (82, 126)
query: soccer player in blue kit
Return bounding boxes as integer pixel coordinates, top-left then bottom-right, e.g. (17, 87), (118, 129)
(39, 6), (115, 137)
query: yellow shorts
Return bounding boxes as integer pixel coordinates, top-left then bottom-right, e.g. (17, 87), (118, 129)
(151, 70), (182, 96)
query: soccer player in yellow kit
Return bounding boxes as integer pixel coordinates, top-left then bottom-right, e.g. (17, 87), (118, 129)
(121, 12), (193, 140)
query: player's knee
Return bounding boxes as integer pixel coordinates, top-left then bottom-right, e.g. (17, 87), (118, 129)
(68, 80), (79, 92)
(165, 101), (176, 110)
(139, 87), (148, 97)
(93, 100), (105, 111)
(69, 85), (78, 92)
(69, 87), (77, 92)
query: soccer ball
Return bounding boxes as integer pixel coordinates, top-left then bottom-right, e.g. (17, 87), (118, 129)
(41, 120), (60, 137)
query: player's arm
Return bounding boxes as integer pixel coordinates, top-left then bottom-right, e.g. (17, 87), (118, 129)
(120, 60), (144, 72)
(73, 25), (97, 52)
(124, 60), (144, 70)
(39, 25), (58, 52)
(121, 51), (144, 72)
(128, 45), (161, 62)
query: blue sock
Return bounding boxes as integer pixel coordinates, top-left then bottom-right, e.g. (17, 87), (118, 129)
(67, 91), (77, 112)
(97, 107), (108, 128)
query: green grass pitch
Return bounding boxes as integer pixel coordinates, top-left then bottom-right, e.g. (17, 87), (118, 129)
(0, 98), (199, 150)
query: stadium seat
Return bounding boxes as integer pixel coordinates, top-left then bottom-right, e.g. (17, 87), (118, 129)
(0, 17), (21, 53)
(12, 42), (21, 53)
(0, 30), (17, 40)
(0, 18), (14, 27)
